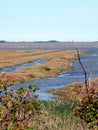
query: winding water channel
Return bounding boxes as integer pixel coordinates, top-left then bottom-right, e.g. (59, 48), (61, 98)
(5, 48), (98, 100)
(0, 59), (46, 74)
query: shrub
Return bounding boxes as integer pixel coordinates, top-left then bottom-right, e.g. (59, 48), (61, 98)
(74, 91), (98, 129)
(0, 83), (43, 130)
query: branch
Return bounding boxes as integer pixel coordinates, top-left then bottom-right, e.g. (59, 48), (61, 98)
(76, 48), (90, 99)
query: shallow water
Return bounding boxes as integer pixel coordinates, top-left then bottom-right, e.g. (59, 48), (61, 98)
(0, 59), (46, 74)
(8, 48), (98, 100)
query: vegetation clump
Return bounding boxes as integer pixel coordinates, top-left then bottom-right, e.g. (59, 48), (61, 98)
(74, 89), (98, 129)
(0, 83), (43, 130)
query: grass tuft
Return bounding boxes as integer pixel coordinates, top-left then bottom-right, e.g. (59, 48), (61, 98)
(32, 101), (89, 130)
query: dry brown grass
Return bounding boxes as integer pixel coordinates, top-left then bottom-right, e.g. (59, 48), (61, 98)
(49, 79), (98, 102)
(0, 50), (53, 68)
(31, 113), (89, 130)
(0, 50), (86, 85)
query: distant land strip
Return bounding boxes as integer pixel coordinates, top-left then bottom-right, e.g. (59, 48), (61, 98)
(0, 41), (98, 50)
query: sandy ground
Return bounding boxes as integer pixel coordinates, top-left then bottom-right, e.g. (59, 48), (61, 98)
(0, 42), (98, 50)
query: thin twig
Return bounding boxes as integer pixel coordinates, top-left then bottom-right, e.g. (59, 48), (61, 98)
(76, 48), (90, 99)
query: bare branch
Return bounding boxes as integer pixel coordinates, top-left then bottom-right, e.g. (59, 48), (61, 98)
(76, 48), (90, 99)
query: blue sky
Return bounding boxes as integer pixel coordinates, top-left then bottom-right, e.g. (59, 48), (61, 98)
(0, 0), (98, 41)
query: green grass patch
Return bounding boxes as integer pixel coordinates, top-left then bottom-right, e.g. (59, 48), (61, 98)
(39, 66), (51, 71)
(32, 101), (89, 130)
(26, 66), (51, 72)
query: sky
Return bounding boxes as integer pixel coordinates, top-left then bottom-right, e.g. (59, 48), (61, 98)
(0, 0), (98, 42)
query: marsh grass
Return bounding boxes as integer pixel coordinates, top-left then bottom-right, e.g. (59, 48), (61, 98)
(32, 101), (89, 130)
(48, 82), (98, 102)
(0, 50), (84, 86)
(0, 50), (78, 69)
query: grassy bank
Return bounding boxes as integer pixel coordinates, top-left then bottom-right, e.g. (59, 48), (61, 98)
(48, 80), (98, 102)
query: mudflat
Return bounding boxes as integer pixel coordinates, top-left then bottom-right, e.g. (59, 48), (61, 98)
(0, 42), (98, 50)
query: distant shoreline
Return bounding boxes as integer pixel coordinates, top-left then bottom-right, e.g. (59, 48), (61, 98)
(0, 41), (98, 50)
